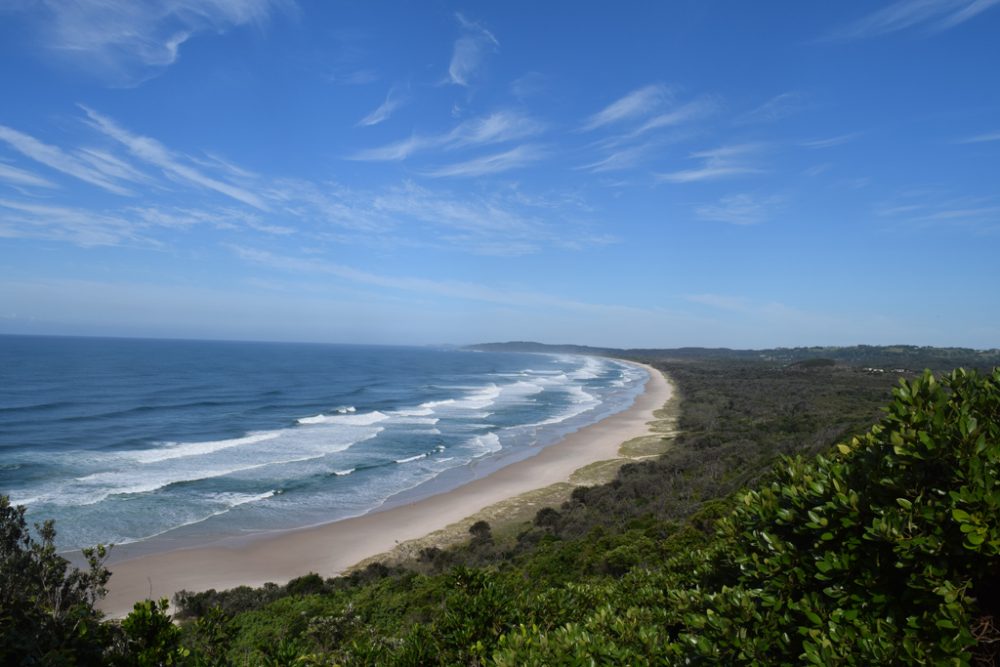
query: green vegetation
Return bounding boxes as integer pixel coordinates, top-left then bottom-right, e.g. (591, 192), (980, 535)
(473, 341), (1000, 371)
(1, 496), (111, 665)
(3, 349), (999, 665)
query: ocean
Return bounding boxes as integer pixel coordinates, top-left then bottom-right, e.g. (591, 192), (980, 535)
(0, 336), (646, 552)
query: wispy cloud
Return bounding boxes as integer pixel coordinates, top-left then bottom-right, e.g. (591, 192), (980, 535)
(738, 92), (805, 124)
(920, 205), (1000, 221)
(684, 293), (753, 312)
(578, 95), (718, 173)
(358, 86), (407, 127)
(448, 13), (499, 86)
(695, 193), (785, 225)
(876, 191), (1000, 232)
(0, 162), (57, 189)
(0, 194), (300, 247)
(0, 124), (134, 194)
(510, 72), (545, 99)
(0, 198), (147, 246)
(350, 110), (544, 161)
(799, 132), (861, 149)
(658, 143), (765, 184)
(230, 244), (654, 316)
(582, 84), (671, 131)
(365, 181), (611, 256)
(578, 146), (651, 173)
(372, 182), (544, 254)
(0, 108), (596, 257)
(424, 145), (545, 178)
(11, 0), (292, 86)
(130, 205), (295, 235)
(349, 135), (430, 162)
(830, 0), (1000, 40)
(957, 130), (1000, 143)
(804, 163), (832, 177)
(322, 29), (380, 86)
(82, 106), (268, 209)
(449, 111), (545, 148)
(630, 97), (720, 136)
(78, 147), (153, 184)
(230, 243), (541, 305)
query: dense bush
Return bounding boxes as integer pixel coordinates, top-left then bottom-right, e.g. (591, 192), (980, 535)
(0, 496), (111, 665)
(494, 368), (1000, 665)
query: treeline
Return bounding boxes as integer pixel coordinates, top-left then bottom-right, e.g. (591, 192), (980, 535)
(3, 357), (999, 664)
(472, 341), (1000, 371)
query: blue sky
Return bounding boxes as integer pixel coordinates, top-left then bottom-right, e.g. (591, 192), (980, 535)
(0, 1), (998, 348)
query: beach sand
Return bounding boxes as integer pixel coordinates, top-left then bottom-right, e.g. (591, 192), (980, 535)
(98, 361), (673, 617)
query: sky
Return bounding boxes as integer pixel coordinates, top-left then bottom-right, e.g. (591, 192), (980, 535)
(0, 0), (998, 349)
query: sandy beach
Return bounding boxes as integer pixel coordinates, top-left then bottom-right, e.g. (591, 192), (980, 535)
(99, 361), (672, 617)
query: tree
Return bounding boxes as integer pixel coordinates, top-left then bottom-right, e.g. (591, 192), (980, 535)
(0, 495), (112, 664)
(112, 599), (189, 666)
(468, 520), (493, 544)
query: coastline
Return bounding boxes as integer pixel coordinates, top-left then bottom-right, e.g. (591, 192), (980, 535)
(98, 361), (673, 618)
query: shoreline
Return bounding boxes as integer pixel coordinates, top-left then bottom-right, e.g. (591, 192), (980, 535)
(98, 361), (673, 617)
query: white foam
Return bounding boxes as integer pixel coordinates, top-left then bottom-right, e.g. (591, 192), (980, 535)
(296, 414), (326, 424)
(389, 415), (440, 425)
(126, 432), (281, 463)
(45, 426), (386, 506)
(393, 407), (434, 417)
(469, 432), (501, 456)
(211, 490), (275, 508)
(462, 384), (502, 408)
(420, 384), (502, 413)
(333, 468), (355, 476)
(420, 398), (455, 409)
(337, 406), (356, 413)
(106, 490), (277, 546)
(395, 453), (427, 464)
(70, 454), (327, 504)
(297, 410), (388, 426)
(501, 380), (545, 398)
(566, 385), (597, 404)
(569, 356), (606, 380)
(534, 386), (600, 427)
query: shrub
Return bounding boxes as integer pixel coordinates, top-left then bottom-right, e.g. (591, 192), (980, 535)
(0, 496), (111, 665)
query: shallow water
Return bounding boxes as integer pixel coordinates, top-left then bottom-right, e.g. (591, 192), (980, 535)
(0, 336), (645, 550)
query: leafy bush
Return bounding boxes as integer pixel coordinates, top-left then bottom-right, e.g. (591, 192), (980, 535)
(111, 599), (188, 666)
(494, 368), (1000, 665)
(0, 496), (111, 665)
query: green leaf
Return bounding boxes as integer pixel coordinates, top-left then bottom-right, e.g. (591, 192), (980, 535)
(966, 531), (986, 546)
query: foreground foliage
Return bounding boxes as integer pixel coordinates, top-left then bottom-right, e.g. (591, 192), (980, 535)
(0, 496), (111, 664)
(495, 368), (1000, 665)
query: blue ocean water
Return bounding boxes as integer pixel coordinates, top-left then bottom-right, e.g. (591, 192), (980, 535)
(0, 336), (646, 551)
